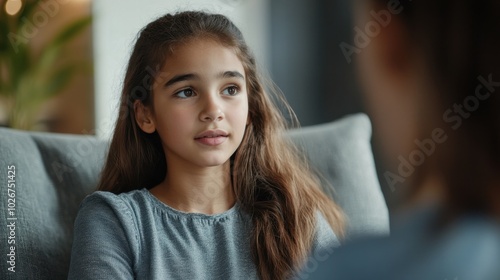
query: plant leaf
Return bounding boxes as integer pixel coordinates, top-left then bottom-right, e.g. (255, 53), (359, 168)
(35, 44), (61, 74)
(7, 43), (31, 96)
(33, 16), (92, 78)
(43, 63), (78, 99)
(48, 16), (92, 49)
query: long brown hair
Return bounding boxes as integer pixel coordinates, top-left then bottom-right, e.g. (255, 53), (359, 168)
(369, 0), (500, 217)
(98, 11), (344, 279)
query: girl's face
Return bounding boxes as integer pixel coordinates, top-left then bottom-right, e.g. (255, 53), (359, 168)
(144, 38), (249, 170)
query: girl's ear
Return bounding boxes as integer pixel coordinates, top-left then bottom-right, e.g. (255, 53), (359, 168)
(134, 100), (156, 133)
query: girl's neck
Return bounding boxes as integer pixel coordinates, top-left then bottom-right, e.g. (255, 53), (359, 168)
(149, 161), (235, 214)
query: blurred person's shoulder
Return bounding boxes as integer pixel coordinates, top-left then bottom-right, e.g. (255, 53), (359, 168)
(305, 204), (500, 280)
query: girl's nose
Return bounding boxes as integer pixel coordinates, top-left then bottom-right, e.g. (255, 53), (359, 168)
(199, 95), (224, 122)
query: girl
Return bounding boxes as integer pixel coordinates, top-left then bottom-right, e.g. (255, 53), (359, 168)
(68, 11), (344, 280)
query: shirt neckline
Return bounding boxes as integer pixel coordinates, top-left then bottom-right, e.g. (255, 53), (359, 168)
(140, 188), (241, 220)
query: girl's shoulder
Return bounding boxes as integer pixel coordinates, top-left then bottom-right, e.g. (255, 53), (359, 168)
(76, 189), (155, 228)
(80, 188), (148, 212)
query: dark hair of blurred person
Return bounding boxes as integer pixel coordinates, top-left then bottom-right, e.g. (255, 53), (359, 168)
(360, 0), (500, 220)
(304, 1), (500, 279)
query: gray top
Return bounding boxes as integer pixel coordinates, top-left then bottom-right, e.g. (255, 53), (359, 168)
(68, 189), (339, 280)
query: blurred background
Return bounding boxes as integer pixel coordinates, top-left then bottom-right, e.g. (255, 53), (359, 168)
(1, 0), (362, 135)
(2, 0), (393, 204)
(0, 0), (93, 133)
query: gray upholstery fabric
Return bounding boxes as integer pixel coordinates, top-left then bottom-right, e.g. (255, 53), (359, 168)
(289, 113), (389, 238)
(0, 112), (388, 280)
(0, 130), (107, 280)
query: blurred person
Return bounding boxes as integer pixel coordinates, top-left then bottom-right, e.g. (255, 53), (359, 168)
(303, 0), (500, 279)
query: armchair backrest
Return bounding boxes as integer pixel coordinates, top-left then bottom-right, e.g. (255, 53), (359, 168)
(0, 113), (388, 279)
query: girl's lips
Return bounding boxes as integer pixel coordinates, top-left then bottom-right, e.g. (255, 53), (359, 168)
(194, 129), (229, 146)
(195, 136), (227, 146)
(195, 129), (228, 139)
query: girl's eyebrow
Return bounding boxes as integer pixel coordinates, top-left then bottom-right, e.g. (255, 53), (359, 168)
(219, 71), (245, 80)
(165, 71), (244, 88)
(165, 73), (198, 87)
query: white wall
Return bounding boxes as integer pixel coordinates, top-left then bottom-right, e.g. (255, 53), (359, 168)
(92, 0), (270, 139)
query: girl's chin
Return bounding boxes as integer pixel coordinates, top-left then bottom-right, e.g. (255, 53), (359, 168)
(196, 158), (232, 168)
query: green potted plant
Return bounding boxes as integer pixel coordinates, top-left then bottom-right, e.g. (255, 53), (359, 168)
(0, 0), (91, 130)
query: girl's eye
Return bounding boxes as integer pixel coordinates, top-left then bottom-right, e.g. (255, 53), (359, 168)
(175, 89), (195, 98)
(222, 86), (239, 96)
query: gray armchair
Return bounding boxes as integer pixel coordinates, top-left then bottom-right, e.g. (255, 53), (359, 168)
(0, 113), (388, 279)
